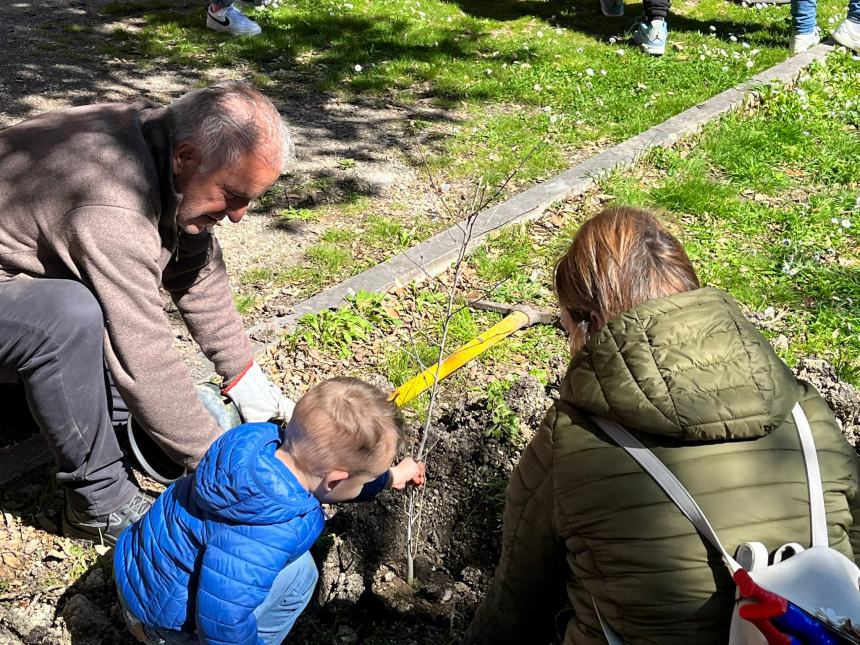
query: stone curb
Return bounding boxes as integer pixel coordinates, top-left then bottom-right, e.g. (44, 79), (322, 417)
(182, 42), (832, 379)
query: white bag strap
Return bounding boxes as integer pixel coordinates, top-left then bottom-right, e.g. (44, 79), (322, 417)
(590, 403), (827, 645)
(591, 415), (742, 573)
(791, 403), (828, 548)
(593, 600), (624, 645)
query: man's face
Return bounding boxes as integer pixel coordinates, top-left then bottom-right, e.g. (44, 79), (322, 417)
(172, 142), (281, 235)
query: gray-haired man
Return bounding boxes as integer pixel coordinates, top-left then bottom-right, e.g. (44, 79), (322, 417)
(0, 82), (292, 544)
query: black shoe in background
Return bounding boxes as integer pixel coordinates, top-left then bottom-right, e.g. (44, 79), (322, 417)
(62, 490), (153, 546)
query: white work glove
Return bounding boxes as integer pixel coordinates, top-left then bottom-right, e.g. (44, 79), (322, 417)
(222, 361), (295, 424)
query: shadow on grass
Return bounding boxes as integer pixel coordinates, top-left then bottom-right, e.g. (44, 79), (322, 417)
(450, 0), (787, 46)
(1, 0), (793, 206)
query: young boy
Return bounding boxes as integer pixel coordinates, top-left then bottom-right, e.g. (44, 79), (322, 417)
(114, 377), (425, 645)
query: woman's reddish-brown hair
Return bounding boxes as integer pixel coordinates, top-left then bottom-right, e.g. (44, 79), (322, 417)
(555, 207), (700, 333)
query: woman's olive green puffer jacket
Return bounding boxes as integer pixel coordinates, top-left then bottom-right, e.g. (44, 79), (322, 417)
(466, 287), (860, 645)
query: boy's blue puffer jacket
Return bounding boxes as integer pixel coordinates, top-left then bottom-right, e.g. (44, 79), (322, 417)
(115, 422), (325, 645)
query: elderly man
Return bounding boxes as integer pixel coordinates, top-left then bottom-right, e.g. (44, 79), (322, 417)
(0, 81), (293, 544)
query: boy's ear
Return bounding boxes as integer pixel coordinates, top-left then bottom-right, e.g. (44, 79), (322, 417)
(324, 470), (350, 491)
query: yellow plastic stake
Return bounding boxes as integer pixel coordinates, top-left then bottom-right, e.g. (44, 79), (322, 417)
(391, 310), (531, 408)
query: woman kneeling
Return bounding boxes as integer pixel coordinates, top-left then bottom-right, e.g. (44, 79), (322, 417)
(466, 207), (860, 645)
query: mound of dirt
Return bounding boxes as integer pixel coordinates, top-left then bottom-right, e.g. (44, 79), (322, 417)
(794, 358), (860, 446)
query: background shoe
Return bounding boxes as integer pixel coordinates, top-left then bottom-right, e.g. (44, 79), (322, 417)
(62, 491), (154, 546)
(600, 0), (625, 17)
(632, 18), (668, 55)
(206, 4), (263, 37)
(790, 27), (821, 53)
(832, 19), (860, 52)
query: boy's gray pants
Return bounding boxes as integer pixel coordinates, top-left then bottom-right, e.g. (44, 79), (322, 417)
(0, 278), (137, 517)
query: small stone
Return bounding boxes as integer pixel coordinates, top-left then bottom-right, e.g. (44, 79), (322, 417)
(35, 514), (57, 534)
(81, 567), (106, 591)
(772, 335), (789, 352)
(45, 549), (66, 561)
(62, 594), (111, 641)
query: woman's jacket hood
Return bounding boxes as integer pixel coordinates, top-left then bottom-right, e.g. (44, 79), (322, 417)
(564, 287), (797, 442)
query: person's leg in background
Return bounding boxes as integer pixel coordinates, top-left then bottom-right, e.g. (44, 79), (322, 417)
(0, 278), (150, 545)
(790, 0), (821, 52)
(633, 0), (669, 55)
(206, 1), (263, 37)
(600, 0), (625, 20)
(832, 0), (860, 50)
(254, 551), (319, 644)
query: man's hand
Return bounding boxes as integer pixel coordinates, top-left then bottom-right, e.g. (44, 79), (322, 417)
(222, 361), (295, 423)
(388, 458), (426, 490)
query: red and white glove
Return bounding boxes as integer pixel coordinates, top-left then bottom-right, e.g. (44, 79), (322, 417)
(222, 361), (295, 423)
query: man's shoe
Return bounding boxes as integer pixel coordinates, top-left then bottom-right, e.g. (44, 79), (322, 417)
(832, 19), (860, 52)
(62, 491), (154, 546)
(600, 0), (624, 17)
(632, 17), (668, 56)
(206, 4), (262, 37)
(790, 27), (821, 53)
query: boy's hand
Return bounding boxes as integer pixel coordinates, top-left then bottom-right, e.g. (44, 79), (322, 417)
(389, 458), (426, 489)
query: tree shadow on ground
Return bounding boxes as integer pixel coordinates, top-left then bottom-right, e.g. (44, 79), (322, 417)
(0, 1), (458, 211)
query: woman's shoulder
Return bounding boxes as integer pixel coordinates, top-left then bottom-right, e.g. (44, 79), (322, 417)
(537, 399), (610, 456)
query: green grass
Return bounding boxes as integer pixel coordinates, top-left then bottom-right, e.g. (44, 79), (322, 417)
(240, 267), (276, 285)
(485, 377), (523, 443)
(304, 243), (353, 274)
(234, 293), (258, 315)
(277, 206), (321, 223)
(599, 54), (860, 382)
(97, 0), (847, 192)
(319, 227), (359, 244)
(240, 212), (433, 297)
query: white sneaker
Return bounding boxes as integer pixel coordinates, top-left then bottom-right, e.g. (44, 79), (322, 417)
(832, 19), (860, 52)
(790, 26), (821, 53)
(206, 4), (262, 37)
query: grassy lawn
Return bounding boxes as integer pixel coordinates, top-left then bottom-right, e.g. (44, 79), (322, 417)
(104, 0), (850, 186)
(93, 0), (853, 311)
(277, 52), (858, 404)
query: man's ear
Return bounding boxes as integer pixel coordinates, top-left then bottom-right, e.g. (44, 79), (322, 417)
(172, 141), (200, 177)
(323, 470), (350, 491)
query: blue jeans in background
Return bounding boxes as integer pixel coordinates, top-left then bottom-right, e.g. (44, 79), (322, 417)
(118, 551), (319, 644)
(792, 0), (860, 33)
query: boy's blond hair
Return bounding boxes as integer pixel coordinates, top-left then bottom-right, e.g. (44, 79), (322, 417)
(283, 377), (402, 476)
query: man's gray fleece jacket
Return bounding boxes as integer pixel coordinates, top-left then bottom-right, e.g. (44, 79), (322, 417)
(0, 101), (255, 468)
